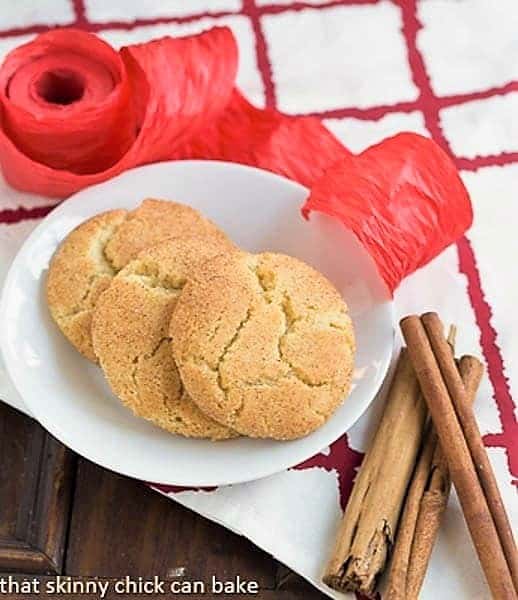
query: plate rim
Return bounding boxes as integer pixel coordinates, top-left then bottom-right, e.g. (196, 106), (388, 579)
(0, 159), (395, 486)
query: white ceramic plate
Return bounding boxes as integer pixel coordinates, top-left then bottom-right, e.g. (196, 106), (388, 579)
(0, 160), (393, 486)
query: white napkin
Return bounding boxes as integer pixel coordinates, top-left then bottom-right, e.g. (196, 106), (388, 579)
(1, 1), (517, 598)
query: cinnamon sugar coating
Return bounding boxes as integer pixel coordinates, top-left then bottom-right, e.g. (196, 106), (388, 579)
(171, 251), (355, 440)
(46, 198), (225, 361)
(92, 236), (238, 440)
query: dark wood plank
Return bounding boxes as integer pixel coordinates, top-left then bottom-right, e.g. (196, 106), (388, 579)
(0, 405), (326, 598)
(66, 458), (278, 589)
(0, 403), (75, 574)
(276, 565), (327, 597)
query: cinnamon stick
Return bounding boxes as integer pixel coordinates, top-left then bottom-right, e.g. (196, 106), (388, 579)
(323, 349), (427, 596)
(385, 354), (484, 599)
(384, 422), (436, 600)
(384, 321), (457, 600)
(406, 355), (484, 597)
(385, 325), (457, 600)
(421, 312), (518, 593)
(401, 314), (516, 599)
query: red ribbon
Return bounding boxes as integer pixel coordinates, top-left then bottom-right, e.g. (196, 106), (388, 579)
(0, 27), (472, 292)
(303, 133), (472, 292)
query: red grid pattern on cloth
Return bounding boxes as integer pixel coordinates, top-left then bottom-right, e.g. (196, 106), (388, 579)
(1, 0), (516, 488)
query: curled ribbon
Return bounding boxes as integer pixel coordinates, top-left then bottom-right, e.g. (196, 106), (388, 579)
(0, 27), (472, 291)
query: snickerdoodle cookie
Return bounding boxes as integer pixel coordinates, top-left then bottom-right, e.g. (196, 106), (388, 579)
(91, 236), (237, 440)
(46, 199), (226, 361)
(170, 252), (355, 440)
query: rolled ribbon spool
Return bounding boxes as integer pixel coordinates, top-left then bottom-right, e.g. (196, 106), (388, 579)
(0, 27), (348, 196)
(0, 27), (472, 292)
(1, 31), (133, 173)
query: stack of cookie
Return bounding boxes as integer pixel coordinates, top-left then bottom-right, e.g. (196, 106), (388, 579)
(47, 198), (355, 441)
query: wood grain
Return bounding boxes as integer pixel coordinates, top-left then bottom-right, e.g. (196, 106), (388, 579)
(66, 458), (278, 587)
(0, 401), (326, 598)
(0, 404), (75, 574)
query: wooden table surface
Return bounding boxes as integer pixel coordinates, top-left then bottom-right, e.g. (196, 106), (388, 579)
(0, 401), (327, 599)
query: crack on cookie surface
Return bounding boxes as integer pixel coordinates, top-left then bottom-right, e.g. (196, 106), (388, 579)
(249, 258), (349, 387)
(94, 225), (119, 276)
(130, 335), (174, 393)
(276, 294), (331, 390)
(54, 219), (124, 323)
(216, 308), (252, 421)
(130, 336), (180, 421)
(56, 306), (90, 324)
(124, 273), (184, 295)
(213, 292), (343, 429)
(250, 261), (276, 302)
(130, 336), (235, 440)
(95, 236), (239, 439)
(207, 269), (349, 425)
(123, 259), (187, 292)
(176, 253), (354, 438)
(191, 307), (254, 424)
(150, 335), (173, 358)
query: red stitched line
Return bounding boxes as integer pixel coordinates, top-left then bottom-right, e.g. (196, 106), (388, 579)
(0, 0), (379, 39)
(299, 100), (420, 120)
(455, 151), (518, 171)
(0, 1), (516, 139)
(72, 0), (89, 29)
(398, 0), (517, 481)
(242, 0), (277, 108)
(485, 432), (510, 445)
(457, 237), (518, 478)
(296, 81), (518, 121)
(0, 205), (55, 224)
(0, 0), (516, 477)
(439, 81), (518, 108)
(0, 24), (58, 38)
(82, 11), (239, 33)
(240, 0), (373, 512)
(3, 1), (377, 39)
(259, 0), (378, 15)
(0, 11), (238, 38)
(293, 435), (362, 510)
(396, 0), (452, 151)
